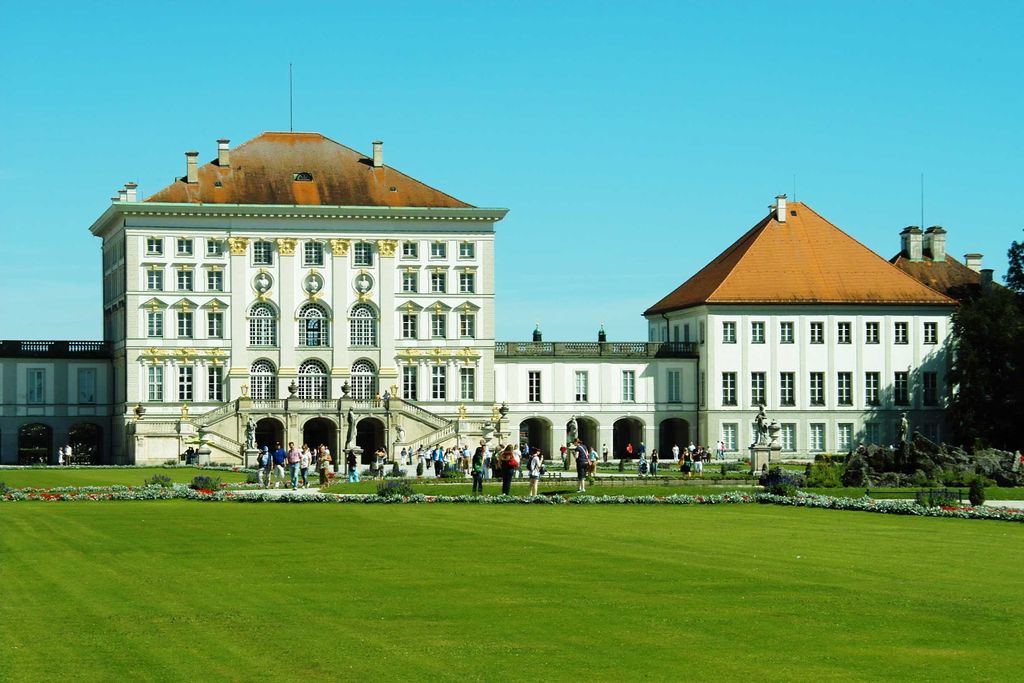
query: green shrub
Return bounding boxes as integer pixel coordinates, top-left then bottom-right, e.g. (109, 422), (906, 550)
(0, 482), (10, 495)
(968, 479), (986, 506)
(439, 465), (465, 479)
(618, 459), (625, 472)
(916, 488), (960, 507)
(416, 461), (424, 477)
(759, 466), (803, 497)
(245, 472), (260, 484)
(145, 474), (175, 488)
(190, 475), (221, 491)
(377, 479), (415, 498)
(807, 461), (841, 488)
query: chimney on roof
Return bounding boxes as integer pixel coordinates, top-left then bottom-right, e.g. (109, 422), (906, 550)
(185, 151), (199, 184)
(217, 139), (230, 167)
(901, 226), (923, 261)
(980, 268), (994, 290)
(775, 194), (787, 223)
(124, 182), (138, 202)
(372, 140), (383, 168)
(924, 226), (946, 261)
(116, 188), (127, 203)
(964, 253), (983, 272)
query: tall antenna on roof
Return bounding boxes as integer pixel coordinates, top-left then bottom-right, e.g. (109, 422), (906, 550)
(289, 63), (294, 132)
(920, 172), (925, 231)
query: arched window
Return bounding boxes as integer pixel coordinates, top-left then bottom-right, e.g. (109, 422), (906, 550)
(351, 360), (377, 400)
(350, 304), (377, 347)
(249, 303), (277, 346)
(250, 359), (277, 400)
(297, 360), (329, 400)
(298, 303), (329, 347)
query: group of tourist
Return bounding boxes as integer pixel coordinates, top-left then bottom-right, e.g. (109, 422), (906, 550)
(255, 442), (333, 490)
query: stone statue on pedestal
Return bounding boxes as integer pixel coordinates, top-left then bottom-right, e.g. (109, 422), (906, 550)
(753, 405), (769, 445)
(345, 407), (356, 449)
(897, 412), (909, 444)
(244, 417), (256, 450)
(567, 415), (579, 444)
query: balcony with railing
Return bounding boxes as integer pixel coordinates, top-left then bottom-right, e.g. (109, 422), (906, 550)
(0, 340), (113, 358)
(493, 341), (697, 359)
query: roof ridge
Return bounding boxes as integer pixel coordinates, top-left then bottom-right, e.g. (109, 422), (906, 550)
(704, 212), (773, 302)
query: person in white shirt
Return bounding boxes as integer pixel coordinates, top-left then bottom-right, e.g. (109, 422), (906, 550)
(671, 444), (680, 462)
(299, 445), (313, 488)
(528, 449), (542, 496)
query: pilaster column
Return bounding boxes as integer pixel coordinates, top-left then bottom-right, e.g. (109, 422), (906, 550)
(277, 238), (298, 394)
(329, 239), (351, 394)
(227, 237), (249, 398)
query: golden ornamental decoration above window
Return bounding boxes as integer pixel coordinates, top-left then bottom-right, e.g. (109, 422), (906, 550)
(227, 237), (249, 255)
(377, 239), (398, 258)
(276, 238), (297, 256)
(329, 239), (350, 256)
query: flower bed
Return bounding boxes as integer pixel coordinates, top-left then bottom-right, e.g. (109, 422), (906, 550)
(2, 486), (1022, 522)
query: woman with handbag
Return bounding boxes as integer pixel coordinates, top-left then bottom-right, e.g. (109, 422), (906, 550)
(499, 444), (517, 496)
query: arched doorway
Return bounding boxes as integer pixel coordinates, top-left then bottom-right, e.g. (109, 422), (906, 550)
(356, 416), (385, 464)
(613, 417), (644, 460)
(303, 417), (337, 456)
(576, 416), (599, 450)
(18, 423), (52, 465)
(659, 418), (689, 460)
(255, 417), (284, 452)
(68, 422), (103, 465)
(518, 417), (552, 459)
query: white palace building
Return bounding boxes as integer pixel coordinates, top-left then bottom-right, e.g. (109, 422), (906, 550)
(0, 132), (987, 464)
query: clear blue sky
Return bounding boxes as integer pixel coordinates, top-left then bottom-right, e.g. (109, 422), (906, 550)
(2, 1), (1021, 341)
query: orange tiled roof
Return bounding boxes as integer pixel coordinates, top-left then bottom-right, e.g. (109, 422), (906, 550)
(144, 132), (472, 208)
(890, 253), (982, 302)
(644, 202), (956, 315)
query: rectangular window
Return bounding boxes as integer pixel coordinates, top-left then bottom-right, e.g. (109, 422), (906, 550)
(528, 371), (542, 403)
(458, 272), (475, 294)
(683, 324), (691, 343)
(923, 372), (938, 406)
(894, 371), (910, 405)
(837, 423), (853, 452)
(837, 321), (852, 344)
(147, 269), (163, 291)
(699, 322), (705, 344)
(177, 311), (194, 339)
(722, 321), (736, 344)
(779, 321), (794, 344)
(431, 312), (447, 339)
(809, 372), (825, 406)
(27, 368), (45, 404)
(750, 372), (766, 406)
(894, 321), (909, 344)
(864, 422), (881, 445)
(865, 372), (880, 406)
(148, 366), (163, 401)
(206, 239), (223, 257)
(622, 370), (636, 402)
(430, 241), (447, 259)
(810, 321), (824, 344)
(402, 241), (418, 259)
(147, 237), (163, 255)
(207, 312), (224, 339)
(431, 366), (447, 400)
(923, 322), (938, 345)
(177, 269), (193, 292)
(402, 366), (418, 400)
(459, 313), (476, 338)
(176, 238), (193, 256)
(304, 241), (324, 266)
(77, 368), (97, 404)
(722, 372), (737, 406)
(780, 372), (795, 406)
(430, 272), (446, 293)
(401, 313), (418, 339)
(206, 270), (223, 292)
(253, 240), (273, 265)
(780, 423), (796, 452)
(401, 271), (418, 293)
(865, 321), (880, 344)
(809, 423), (825, 452)
(208, 366), (223, 402)
(837, 372), (852, 405)
(147, 311), (164, 338)
(575, 371), (589, 402)
(721, 423), (737, 452)
(751, 321), (765, 344)
(353, 242), (373, 267)
(460, 367), (475, 401)
(667, 370), (681, 403)
(178, 366), (193, 401)
(459, 241), (475, 259)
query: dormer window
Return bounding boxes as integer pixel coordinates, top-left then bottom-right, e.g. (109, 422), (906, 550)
(293, 172), (313, 181)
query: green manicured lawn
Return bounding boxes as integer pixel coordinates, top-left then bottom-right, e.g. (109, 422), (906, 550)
(2, 503), (1023, 680)
(322, 478), (756, 497)
(0, 467), (249, 488)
